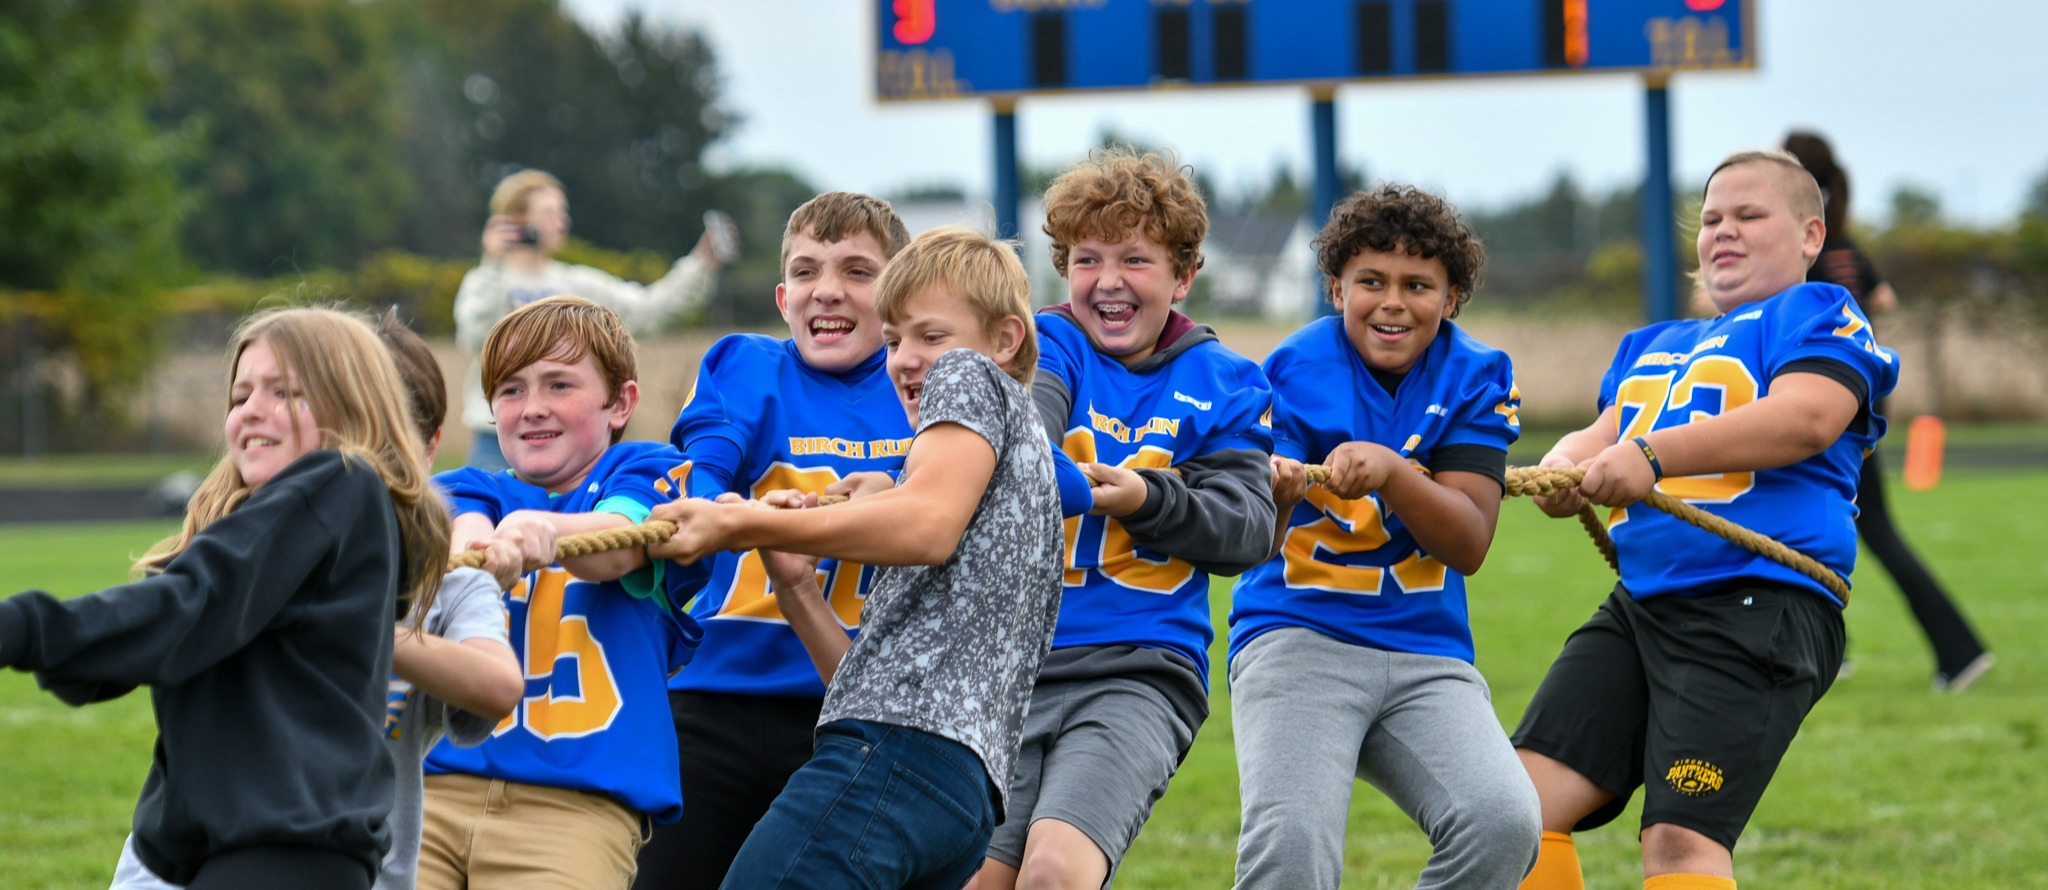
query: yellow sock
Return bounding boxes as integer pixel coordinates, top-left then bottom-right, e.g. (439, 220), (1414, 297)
(1518, 831), (1584, 890)
(1643, 875), (1736, 890)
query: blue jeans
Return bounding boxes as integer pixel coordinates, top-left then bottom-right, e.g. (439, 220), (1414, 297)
(719, 719), (997, 890)
(468, 430), (508, 473)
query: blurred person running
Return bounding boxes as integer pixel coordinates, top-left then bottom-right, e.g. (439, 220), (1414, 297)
(1781, 129), (1992, 692)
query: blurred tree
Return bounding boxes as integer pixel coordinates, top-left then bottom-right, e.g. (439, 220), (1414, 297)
(889, 183), (969, 203)
(378, 0), (488, 258)
(1221, 159), (1367, 218)
(1889, 184), (1943, 230)
(1470, 170), (1584, 255)
(1255, 164), (1306, 214)
(2023, 163), (2048, 224)
(148, 0), (406, 274)
(699, 165), (825, 326)
(0, 0), (186, 445)
(410, 0), (732, 259)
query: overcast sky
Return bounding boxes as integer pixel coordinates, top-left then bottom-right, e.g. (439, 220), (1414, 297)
(563, 1), (2048, 225)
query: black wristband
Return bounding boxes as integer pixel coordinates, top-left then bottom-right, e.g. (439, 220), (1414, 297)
(1631, 436), (1665, 481)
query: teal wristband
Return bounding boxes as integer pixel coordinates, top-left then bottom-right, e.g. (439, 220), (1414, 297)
(1631, 436), (1664, 481)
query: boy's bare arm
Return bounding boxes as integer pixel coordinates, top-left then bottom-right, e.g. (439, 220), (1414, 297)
(499, 509), (647, 581)
(1329, 441), (1499, 576)
(1545, 407), (1622, 468)
(1265, 455), (1309, 561)
(391, 631), (521, 720)
(720, 491), (850, 684)
(1578, 373), (1859, 508)
(450, 511), (498, 552)
(1376, 466), (1503, 576)
(1530, 407), (1621, 518)
(653, 423), (998, 566)
(757, 541), (850, 685)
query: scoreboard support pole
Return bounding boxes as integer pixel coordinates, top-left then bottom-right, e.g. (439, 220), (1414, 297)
(1641, 76), (1679, 323)
(1310, 88), (1340, 317)
(992, 101), (1021, 243)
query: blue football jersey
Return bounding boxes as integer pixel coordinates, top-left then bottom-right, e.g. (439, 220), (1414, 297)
(667, 335), (912, 698)
(1229, 317), (1521, 665)
(1598, 282), (1897, 604)
(1037, 313), (1273, 684)
(423, 442), (701, 824)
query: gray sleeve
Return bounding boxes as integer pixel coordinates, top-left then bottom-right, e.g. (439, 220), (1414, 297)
(1121, 446), (1277, 577)
(424, 569), (510, 746)
(919, 350), (1008, 452)
(431, 568), (510, 647)
(1030, 371), (1074, 443)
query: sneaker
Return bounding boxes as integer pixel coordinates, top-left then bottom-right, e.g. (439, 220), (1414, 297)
(1934, 652), (1994, 694)
(1836, 659), (1855, 682)
(704, 210), (741, 263)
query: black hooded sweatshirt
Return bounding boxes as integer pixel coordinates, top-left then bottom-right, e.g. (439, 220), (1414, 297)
(0, 450), (400, 885)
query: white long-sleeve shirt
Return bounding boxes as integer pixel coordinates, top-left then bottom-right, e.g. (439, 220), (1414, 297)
(452, 254), (715, 432)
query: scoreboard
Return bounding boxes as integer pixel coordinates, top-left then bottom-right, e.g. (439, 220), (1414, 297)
(876, 0), (1754, 102)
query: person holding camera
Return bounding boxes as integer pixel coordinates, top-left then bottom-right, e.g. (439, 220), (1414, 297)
(453, 169), (740, 470)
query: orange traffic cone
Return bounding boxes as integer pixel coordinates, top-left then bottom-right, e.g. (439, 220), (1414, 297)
(1902, 415), (1946, 492)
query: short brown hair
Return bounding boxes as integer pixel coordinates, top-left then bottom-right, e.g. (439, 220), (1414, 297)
(1315, 184), (1486, 317)
(1042, 147), (1208, 279)
(781, 192), (913, 272)
(489, 169), (565, 217)
(480, 296), (638, 443)
(1705, 148), (1825, 224)
(874, 226), (1038, 385)
(375, 308), (447, 445)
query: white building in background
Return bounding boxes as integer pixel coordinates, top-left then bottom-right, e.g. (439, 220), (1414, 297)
(893, 197), (1064, 308)
(1203, 208), (1319, 321)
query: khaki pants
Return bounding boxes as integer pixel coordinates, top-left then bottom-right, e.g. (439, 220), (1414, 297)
(417, 773), (647, 890)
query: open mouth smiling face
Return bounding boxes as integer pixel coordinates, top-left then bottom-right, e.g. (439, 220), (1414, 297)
(1335, 247), (1452, 376)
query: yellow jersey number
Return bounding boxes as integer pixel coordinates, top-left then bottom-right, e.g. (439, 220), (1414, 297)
(712, 463), (867, 628)
(1060, 429), (1196, 594)
(1280, 486), (1448, 596)
(497, 567), (621, 740)
(1608, 355), (1760, 525)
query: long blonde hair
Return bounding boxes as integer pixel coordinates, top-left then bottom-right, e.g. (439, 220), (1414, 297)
(139, 307), (451, 622)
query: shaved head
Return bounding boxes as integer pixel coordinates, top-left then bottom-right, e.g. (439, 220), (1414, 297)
(1705, 149), (1825, 225)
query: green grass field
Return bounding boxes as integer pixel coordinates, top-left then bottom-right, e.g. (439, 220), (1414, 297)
(2, 469), (2044, 888)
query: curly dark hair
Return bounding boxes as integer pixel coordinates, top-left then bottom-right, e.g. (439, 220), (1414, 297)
(1042, 146), (1207, 279)
(1314, 184), (1485, 317)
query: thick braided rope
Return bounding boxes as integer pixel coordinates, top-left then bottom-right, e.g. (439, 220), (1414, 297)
(444, 497), (849, 571)
(1300, 463), (1849, 603)
(448, 520), (677, 571)
(448, 469), (1848, 603)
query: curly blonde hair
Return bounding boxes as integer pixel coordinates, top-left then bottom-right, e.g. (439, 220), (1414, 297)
(1041, 147), (1208, 279)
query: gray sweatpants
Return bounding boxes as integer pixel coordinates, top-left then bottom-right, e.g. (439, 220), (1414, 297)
(1230, 627), (1540, 890)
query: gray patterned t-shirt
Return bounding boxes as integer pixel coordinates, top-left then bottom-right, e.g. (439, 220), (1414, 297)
(818, 348), (1064, 815)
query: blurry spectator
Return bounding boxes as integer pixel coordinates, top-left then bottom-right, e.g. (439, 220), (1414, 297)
(453, 169), (738, 470)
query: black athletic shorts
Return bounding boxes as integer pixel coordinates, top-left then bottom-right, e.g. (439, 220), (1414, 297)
(1511, 581), (1844, 850)
(633, 691), (823, 890)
